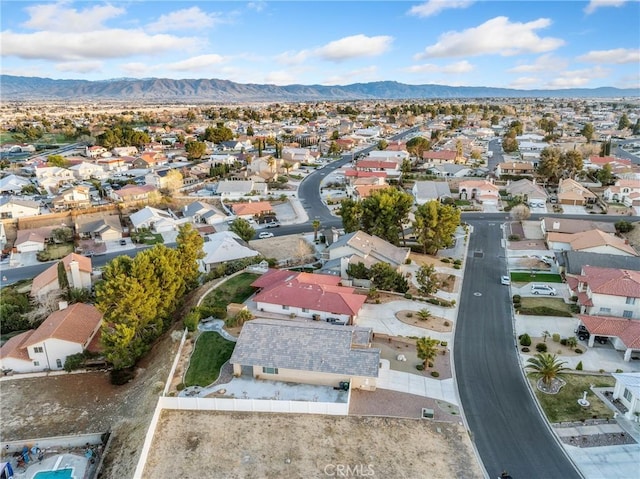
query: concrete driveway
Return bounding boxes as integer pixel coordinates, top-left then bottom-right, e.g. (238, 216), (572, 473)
(560, 205), (588, 214)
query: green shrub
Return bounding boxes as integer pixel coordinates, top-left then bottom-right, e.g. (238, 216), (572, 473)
(405, 259), (412, 265)
(63, 353), (85, 372)
(183, 310), (201, 332)
(453, 265), (461, 270)
(560, 338), (568, 346)
(615, 369), (623, 373)
(508, 234), (521, 241)
(552, 333), (560, 343)
(521, 347), (530, 352)
(512, 294), (521, 303)
(176, 383), (186, 391)
(440, 341), (448, 347)
(453, 259), (462, 266)
(517, 306), (572, 317)
(416, 364), (424, 371)
(430, 371), (440, 378)
(406, 312), (413, 318)
(536, 342), (548, 352)
(575, 348), (583, 354)
(404, 293), (413, 300)
(519, 333), (531, 347)
(443, 321), (450, 327)
(441, 258), (451, 263)
(570, 295), (578, 303)
(576, 361), (583, 371)
(570, 304), (581, 314)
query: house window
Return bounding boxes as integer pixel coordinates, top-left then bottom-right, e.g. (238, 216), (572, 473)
(33, 361), (39, 366)
(282, 305), (289, 311)
(262, 367), (278, 375)
(626, 297), (636, 305)
(56, 359), (62, 368)
(302, 308), (309, 313)
(623, 388), (632, 402)
(33, 346), (44, 354)
(599, 307), (611, 314)
(623, 310), (633, 319)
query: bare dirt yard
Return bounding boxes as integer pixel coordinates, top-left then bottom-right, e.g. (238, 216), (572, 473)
(142, 411), (484, 479)
(622, 221), (640, 251)
(248, 234), (316, 266)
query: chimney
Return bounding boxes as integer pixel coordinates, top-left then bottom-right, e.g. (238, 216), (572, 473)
(552, 221), (560, 230)
(69, 260), (82, 289)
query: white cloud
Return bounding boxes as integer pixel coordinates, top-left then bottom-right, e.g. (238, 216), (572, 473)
(247, 2), (267, 12)
(323, 66), (379, 85)
(577, 48), (640, 64)
(584, 0), (628, 15)
(22, 2), (124, 33)
(315, 35), (393, 62)
(509, 77), (540, 89)
(55, 61), (103, 74)
(275, 50), (311, 66)
(1, 30), (199, 61)
(164, 54), (226, 72)
(405, 60), (474, 74)
(119, 63), (152, 77)
(415, 16), (564, 59)
(546, 67), (610, 88)
(264, 70), (297, 85)
(408, 1), (474, 18)
(147, 7), (224, 33)
(508, 54), (568, 73)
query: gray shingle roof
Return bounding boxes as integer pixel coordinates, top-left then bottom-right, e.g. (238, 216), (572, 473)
(556, 250), (640, 275)
(230, 319), (380, 378)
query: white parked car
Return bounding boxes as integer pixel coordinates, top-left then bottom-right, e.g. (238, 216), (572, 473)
(500, 275), (511, 285)
(531, 284), (557, 296)
(258, 232), (274, 239)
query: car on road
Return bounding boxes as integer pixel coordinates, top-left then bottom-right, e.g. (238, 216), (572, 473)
(530, 284), (557, 296)
(500, 275), (511, 285)
(265, 221), (280, 228)
(258, 232), (274, 239)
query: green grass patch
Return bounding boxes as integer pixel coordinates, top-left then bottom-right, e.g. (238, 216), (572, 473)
(518, 297), (573, 317)
(200, 272), (259, 310)
(36, 243), (74, 261)
(184, 332), (235, 387)
(454, 200), (471, 206)
(529, 373), (615, 423)
(0, 132), (16, 144)
(131, 232), (164, 245)
(510, 272), (563, 283)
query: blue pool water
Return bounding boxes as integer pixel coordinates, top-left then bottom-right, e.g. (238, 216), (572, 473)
(33, 469), (73, 479)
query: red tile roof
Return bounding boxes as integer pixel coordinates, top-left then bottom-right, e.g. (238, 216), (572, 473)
(422, 150), (457, 160)
(23, 303), (102, 348)
(581, 266), (640, 297)
(231, 201), (273, 216)
(0, 330), (35, 361)
(356, 160), (398, 170)
(252, 270), (365, 316)
(31, 253), (92, 295)
(344, 170), (387, 178)
(579, 315), (640, 349)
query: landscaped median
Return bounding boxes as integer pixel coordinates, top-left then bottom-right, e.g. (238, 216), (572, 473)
(510, 272), (563, 283)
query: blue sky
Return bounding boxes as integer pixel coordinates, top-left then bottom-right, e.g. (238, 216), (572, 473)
(1, 0), (639, 89)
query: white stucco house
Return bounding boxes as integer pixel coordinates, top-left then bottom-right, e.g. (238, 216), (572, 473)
(0, 196), (40, 219)
(611, 373), (640, 420)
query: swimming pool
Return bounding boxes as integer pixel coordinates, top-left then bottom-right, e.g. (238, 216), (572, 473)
(33, 469), (73, 479)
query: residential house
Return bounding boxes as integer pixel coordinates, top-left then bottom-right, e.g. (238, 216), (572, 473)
(458, 180), (500, 205)
(505, 179), (548, 204)
(69, 162), (106, 180)
(422, 150), (458, 166)
(133, 152), (167, 169)
(129, 206), (180, 233)
(229, 201), (273, 220)
(111, 146), (139, 157)
(367, 150), (409, 163)
(425, 164), (473, 178)
(0, 174), (32, 194)
(557, 178), (596, 206)
(145, 169), (182, 190)
(569, 266), (640, 319)
(353, 184), (389, 200)
(14, 227), (55, 253)
(183, 201), (226, 225)
(85, 145), (108, 158)
(611, 373), (640, 419)
(412, 181), (452, 205)
(216, 180), (267, 199)
(0, 223), (6, 250)
(354, 159), (401, 179)
(282, 147), (312, 164)
(0, 303), (102, 373)
(541, 218), (616, 236)
(584, 156), (632, 172)
(229, 318), (379, 390)
(546, 229), (638, 256)
(200, 231), (259, 273)
(52, 186), (91, 210)
(324, 230), (410, 278)
(34, 166), (75, 190)
(75, 215), (123, 242)
(30, 253), (93, 299)
(0, 196), (40, 219)
(344, 170), (387, 185)
(97, 157), (128, 173)
(604, 179), (640, 207)
(251, 270), (367, 324)
(219, 140), (252, 151)
(554, 250), (640, 276)
(495, 162), (536, 178)
(110, 184), (158, 203)
(577, 315), (640, 362)
(335, 138), (355, 151)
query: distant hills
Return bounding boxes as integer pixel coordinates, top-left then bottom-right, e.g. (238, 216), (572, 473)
(1, 75), (638, 102)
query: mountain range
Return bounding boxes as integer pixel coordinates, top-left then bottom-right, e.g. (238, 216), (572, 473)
(1, 75), (638, 102)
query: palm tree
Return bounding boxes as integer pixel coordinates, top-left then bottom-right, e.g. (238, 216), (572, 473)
(526, 353), (569, 388)
(312, 219), (321, 241)
(417, 308), (432, 321)
(416, 336), (440, 370)
(541, 330), (551, 343)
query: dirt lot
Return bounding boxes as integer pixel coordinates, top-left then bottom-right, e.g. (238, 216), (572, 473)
(142, 411), (484, 479)
(249, 234), (316, 266)
(622, 221), (640, 250)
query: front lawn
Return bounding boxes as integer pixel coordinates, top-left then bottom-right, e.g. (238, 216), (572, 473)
(518, 297), (573, 317)
(131, 232), (164, 245)
(184, 332), (235, 387)
(510, 272), (563, 283)
(529, 373), (615, 423)
(200, 272), (259, 313)
(36, 243), (74, 261)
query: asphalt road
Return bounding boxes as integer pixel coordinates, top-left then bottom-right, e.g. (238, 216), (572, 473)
(455, 220), (582, 479)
